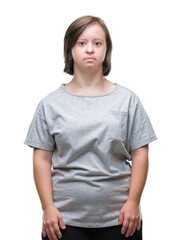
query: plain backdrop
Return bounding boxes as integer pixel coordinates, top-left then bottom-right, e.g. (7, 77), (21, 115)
(0, 0), (180, 239)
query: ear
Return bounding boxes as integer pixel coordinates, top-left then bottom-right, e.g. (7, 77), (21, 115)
(102, 47), (107, 63)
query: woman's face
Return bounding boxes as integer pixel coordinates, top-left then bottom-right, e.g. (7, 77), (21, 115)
(71, 23), (107, 74)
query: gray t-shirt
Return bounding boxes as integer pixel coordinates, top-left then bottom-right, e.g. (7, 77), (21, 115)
(24, 82), (157, 228)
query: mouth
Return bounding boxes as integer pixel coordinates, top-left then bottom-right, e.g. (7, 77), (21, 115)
(84, 58), (96, 61)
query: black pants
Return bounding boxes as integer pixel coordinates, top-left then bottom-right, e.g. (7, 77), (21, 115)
(42, 221), (142, 240)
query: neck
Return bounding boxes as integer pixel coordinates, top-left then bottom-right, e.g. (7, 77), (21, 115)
(71, 68), (105, 89)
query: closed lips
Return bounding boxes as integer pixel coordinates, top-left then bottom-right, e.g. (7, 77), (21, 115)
(84, 58), (96, 62)
(84, 57), (95, 60)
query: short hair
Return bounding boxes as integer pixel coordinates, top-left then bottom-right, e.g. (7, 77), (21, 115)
(63, 15), (112, 76)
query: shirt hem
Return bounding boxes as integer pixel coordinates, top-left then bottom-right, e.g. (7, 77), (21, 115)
(24, 138), (54, 151)
(130, 135), (158, 151)
(63, 219), (120, 228)
(62, 214), (143, 228)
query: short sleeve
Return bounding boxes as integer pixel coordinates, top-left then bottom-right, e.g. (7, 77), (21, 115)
(24, 99), (55, 151)
(127, 93), (157, 152)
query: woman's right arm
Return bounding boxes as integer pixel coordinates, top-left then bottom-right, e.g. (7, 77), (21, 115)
(33, 148), (66, 240)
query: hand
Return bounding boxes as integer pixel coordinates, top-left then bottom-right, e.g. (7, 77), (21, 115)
(42, 205), (66, 240)
(118, 200), (141, 238)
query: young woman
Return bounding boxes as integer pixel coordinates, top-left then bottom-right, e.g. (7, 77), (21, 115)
(24, 15), (157, 240)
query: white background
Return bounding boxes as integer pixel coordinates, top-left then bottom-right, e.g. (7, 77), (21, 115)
(0, 0), (180, 239)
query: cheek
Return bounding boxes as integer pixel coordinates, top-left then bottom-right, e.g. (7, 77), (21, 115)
(72, 48), (82, 63)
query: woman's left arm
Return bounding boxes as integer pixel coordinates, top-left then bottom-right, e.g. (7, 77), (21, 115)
(118, 144), (149, 237)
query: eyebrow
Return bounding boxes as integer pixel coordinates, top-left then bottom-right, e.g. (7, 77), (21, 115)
(78, 38), (104, 42)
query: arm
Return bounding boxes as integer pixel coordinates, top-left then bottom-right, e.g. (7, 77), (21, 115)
(118, 144), (149, 237)
(33, 148), (54, 210)
(33, 148), (66, 240)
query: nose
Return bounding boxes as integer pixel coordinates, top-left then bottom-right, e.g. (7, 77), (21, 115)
(86, 42), (94, 54)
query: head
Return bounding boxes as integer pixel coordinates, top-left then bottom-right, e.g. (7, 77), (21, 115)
(63, 15), (112, 76)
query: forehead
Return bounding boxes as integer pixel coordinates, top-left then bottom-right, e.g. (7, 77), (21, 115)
(78, 23), (105, 40)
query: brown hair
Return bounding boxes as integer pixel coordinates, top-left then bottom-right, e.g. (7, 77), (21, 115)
(63, 15), (112, 76)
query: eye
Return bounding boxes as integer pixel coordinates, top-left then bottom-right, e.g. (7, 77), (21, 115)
(78, 41), (86, 46)
(95, 41), (102, 46)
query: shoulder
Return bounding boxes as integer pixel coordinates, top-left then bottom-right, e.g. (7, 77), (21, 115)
(117, 84), (140, 103)
(33, 86), (62, 115)
(38, 86), (62, 107)
(116, 84), (147, 116)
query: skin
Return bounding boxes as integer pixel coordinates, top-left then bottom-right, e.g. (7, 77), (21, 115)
(118, 144), (149, 237)
(33, 148), (65, 240)
(65, 22), (115, 94)
(33, 23), (149, 239)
